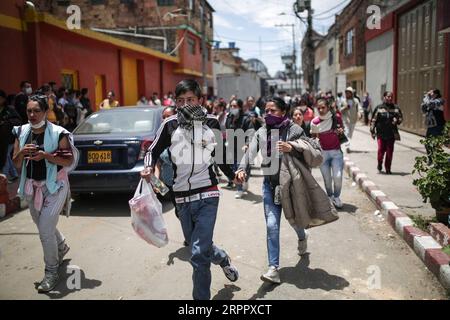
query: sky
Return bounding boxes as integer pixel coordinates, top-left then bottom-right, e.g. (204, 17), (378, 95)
(208, 0), (351, 77)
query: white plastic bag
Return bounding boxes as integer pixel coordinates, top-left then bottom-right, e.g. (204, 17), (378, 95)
(129, 179), (168, 248)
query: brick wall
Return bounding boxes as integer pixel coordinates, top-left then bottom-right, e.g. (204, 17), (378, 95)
(336, 0), (368, 70)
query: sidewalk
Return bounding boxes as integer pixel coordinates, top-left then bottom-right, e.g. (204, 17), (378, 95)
(346, 124), (434, 218)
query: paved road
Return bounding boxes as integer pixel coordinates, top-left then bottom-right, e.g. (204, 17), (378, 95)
(346, 124), (435, 218)
(0, 166), (447, 300)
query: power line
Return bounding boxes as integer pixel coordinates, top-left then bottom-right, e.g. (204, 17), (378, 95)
(213, 34), (290, 44)
(312, 0), (350, 17)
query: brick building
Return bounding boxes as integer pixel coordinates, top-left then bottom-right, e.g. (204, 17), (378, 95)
(0, 0), (215, 108)
(335, 0), (370, 97)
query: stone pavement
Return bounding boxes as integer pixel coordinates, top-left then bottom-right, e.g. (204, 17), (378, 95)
(345, 124), (435, 218)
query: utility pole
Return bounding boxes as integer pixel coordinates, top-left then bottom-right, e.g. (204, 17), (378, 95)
(294, 0), (314, 91)
(200, 0), (208, 96)
(275, 23), (297, 95)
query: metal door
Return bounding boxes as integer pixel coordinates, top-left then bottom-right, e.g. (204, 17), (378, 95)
(397, 0), (445, 135)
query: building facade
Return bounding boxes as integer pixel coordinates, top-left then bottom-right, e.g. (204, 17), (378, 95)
(335, 0), (370, 97)
(365, 0), (450, 135)
(314, 24), (338, 94)
(213, 46), (266, 100)
(0, 0), (215, 108)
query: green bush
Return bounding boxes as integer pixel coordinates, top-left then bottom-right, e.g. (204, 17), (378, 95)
(412, 122), (450, 211)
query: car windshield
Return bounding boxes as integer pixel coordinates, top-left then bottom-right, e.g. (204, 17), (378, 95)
(74, 109), (158, 134)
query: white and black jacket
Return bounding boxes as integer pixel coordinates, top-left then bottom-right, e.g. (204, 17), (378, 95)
(144, 115), (234, 197)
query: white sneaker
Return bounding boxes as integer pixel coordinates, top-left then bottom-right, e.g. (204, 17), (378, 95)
(260, 266), (280, 284)
(298, 230), (309, 256)
(333, 197), (343, 208)
(242, 181), (249, 192)
(329, 196), (334, 203)
(235, 191), (244, 199)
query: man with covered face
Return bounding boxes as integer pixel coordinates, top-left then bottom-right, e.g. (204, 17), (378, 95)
(140, 79), (239, 300)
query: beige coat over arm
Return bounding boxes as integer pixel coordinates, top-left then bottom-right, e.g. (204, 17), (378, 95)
(279, 138), (339, 229)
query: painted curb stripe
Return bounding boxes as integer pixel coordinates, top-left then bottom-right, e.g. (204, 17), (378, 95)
(413, 236), (442, 261)
(439, 265), (450, 290)
(395, 217), (414, 237)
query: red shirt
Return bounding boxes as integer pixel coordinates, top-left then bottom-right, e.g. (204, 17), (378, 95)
(311, 113), (343, 151)
(303, 107), (315, 122)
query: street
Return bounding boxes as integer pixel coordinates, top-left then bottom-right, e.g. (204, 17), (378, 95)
(0, 164), (447, 300)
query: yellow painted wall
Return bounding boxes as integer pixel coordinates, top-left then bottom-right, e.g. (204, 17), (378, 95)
(95, 75), (104, 111)
(122, 56), (138, 106)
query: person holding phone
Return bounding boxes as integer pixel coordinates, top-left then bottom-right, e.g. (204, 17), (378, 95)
(12, 94), (79, 293)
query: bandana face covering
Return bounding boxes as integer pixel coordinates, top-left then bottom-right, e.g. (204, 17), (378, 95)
(265, 114), (288, 127)
(177, 104), (207, 130)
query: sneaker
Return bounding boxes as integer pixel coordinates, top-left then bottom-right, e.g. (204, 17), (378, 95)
(235, 191), (244, 199)
(183, 240), (189, 247)
(242, 181), (249, 192)
(260, 266), (280, 284)
(377, 164), (382, 173)
(222, 256), (239, 282)
(333, 197), (343, 208)
(58, 243), (70, 265)
(37, 271), (59, 293)
(298, 230), (309, 256)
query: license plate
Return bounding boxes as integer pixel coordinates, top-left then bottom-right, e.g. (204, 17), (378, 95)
(88, 150), (112, 164)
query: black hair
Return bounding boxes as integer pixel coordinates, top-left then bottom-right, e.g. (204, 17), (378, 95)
(20, 81), (31, 89)
(433, 89), (442, 99)
(0, 90), (6, 99)
(81, 88), (88, 95)
(291, 106), (305, 117)
(108, 91), (115, 97)
(217, 101), (226, 109)
(256, 96), (267, 109)
(39, 84), (50, 93)
(175, 79), (202, 99)
(383, 91), (393, 97)
(317, 98), (330, 108)
(265, 96), (288, 112)
(29, 94), (49, 111)
(231, 98), (244, 109)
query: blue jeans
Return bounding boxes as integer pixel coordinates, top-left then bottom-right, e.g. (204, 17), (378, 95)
(262, 178), (306, 268)
(319, 149), (344, 198)
(2, 144), (18, 179)
(176, 197), (229, 300)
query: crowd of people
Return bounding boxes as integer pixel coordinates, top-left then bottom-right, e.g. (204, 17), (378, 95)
(2, 76), (446, 299)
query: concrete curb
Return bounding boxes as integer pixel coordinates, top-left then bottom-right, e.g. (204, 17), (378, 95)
(343, 157), (450, 291)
